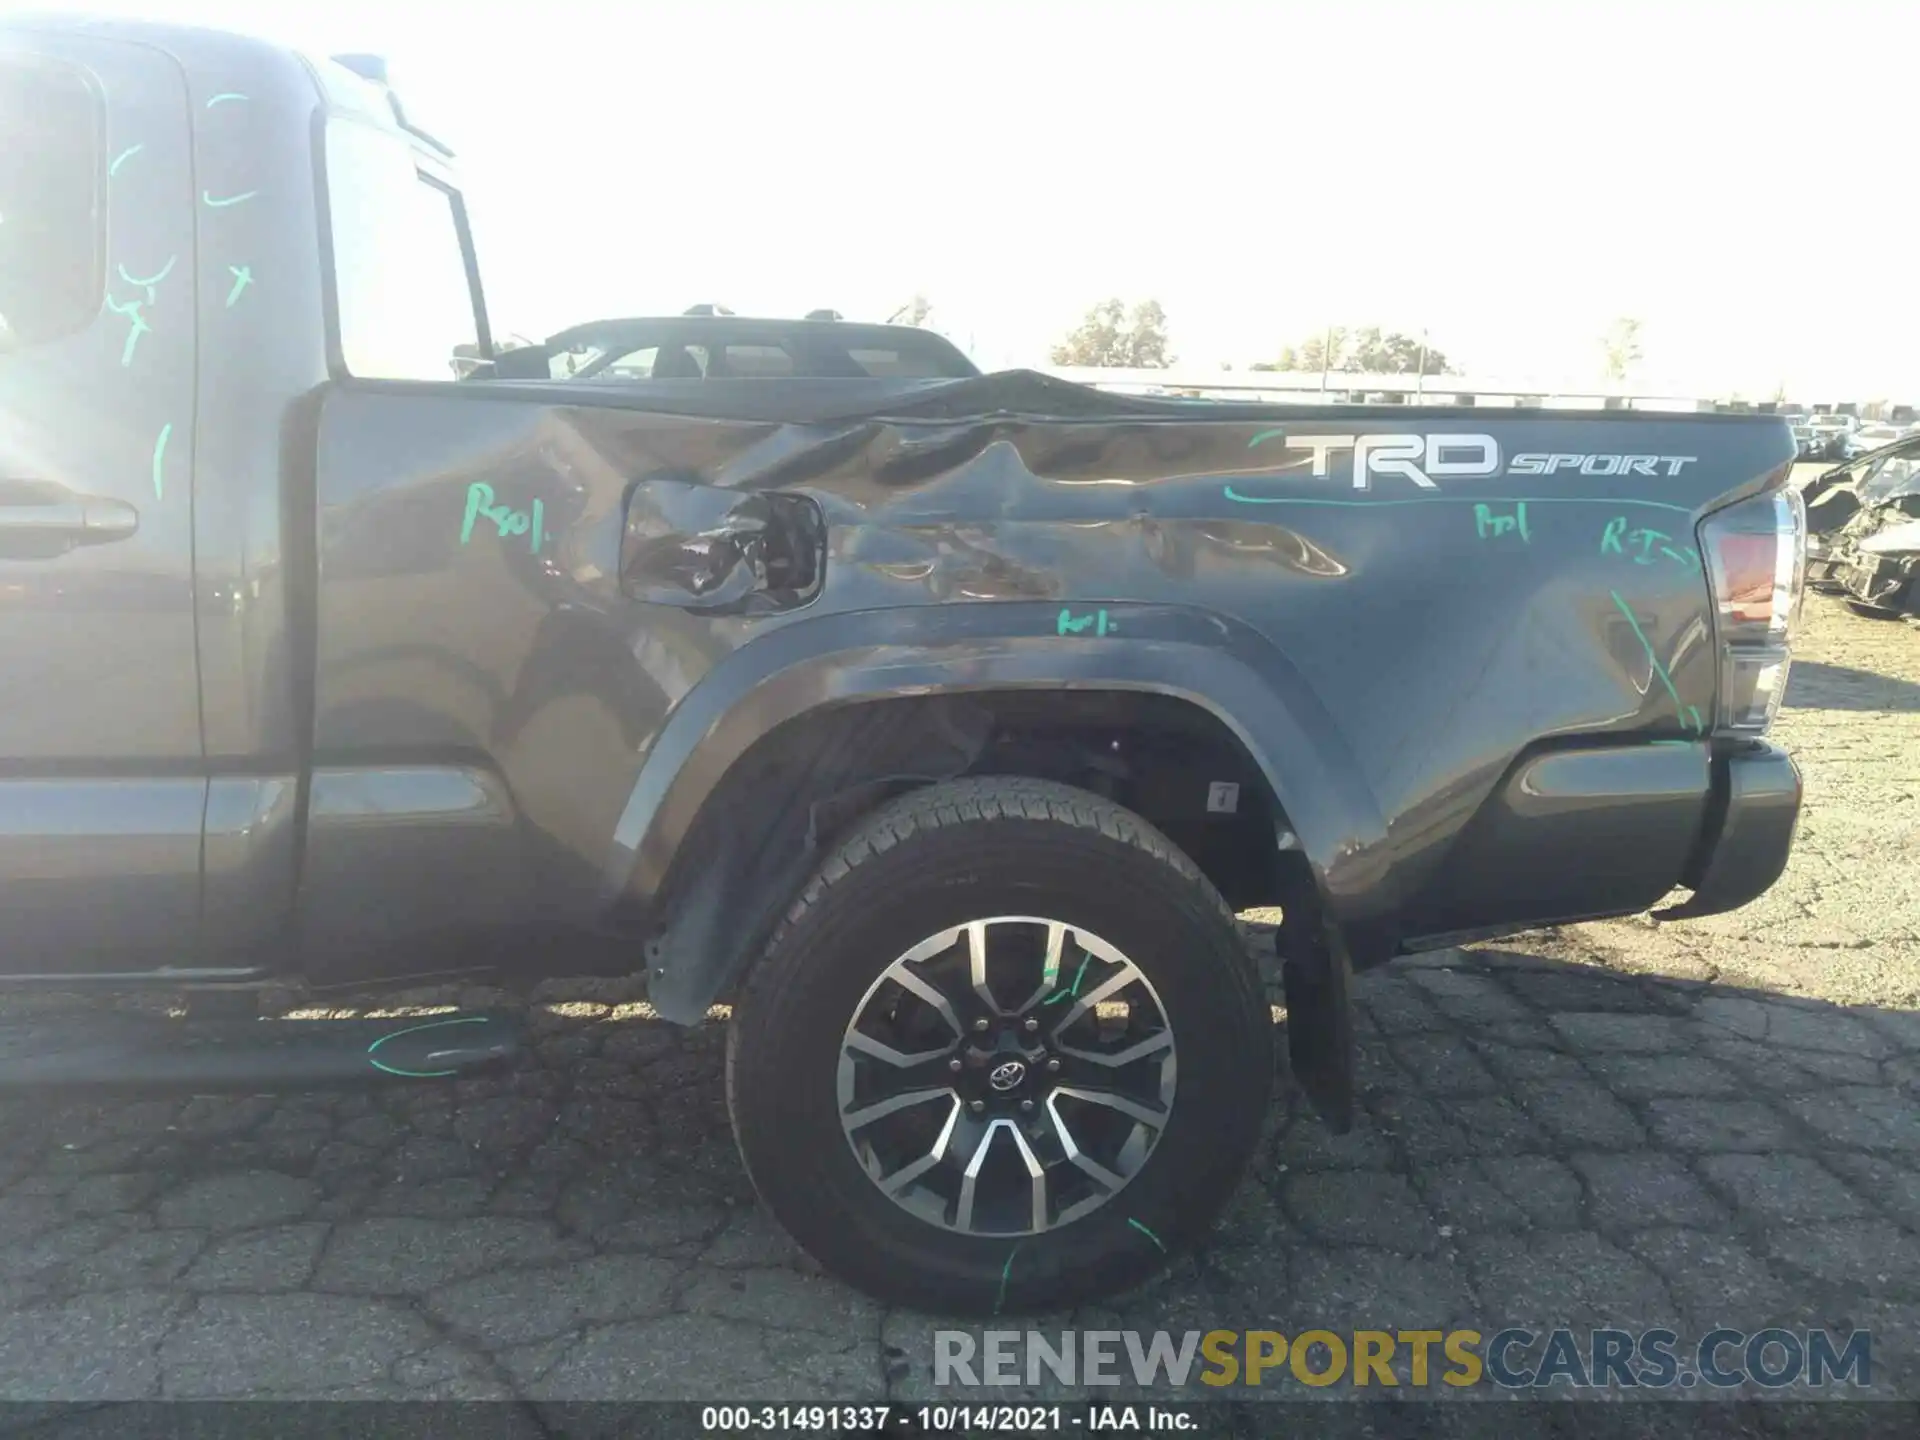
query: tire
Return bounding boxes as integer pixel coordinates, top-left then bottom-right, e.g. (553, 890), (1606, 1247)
(725, 776), (1272, 1315)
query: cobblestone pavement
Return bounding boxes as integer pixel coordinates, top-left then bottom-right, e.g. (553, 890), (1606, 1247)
(0, 589), (1914, 1417)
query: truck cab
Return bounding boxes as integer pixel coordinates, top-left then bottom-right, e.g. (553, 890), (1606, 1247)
(0, 20), (497, 981)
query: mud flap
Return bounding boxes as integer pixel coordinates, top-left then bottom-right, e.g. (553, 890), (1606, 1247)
(1280, 921), (1356, 1134)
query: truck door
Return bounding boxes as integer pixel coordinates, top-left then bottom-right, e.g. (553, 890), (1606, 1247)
(0, 33), (205, 971)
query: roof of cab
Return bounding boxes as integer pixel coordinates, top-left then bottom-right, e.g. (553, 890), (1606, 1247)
(5, 12), (447, 166)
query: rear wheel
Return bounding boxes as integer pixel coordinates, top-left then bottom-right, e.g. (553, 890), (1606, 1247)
(725, 776), (1272, 1315)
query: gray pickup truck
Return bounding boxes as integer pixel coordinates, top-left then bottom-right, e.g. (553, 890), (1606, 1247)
(0, 16), (1806, 1315)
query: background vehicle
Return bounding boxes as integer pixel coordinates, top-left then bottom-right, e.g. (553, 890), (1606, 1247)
(1792, 423), (1820, 459)
(1806, 413), (1859, 460)
(1845, 423), (1903, 459)
(503, 311), (980, 382)
(1804, 435), (1920, 612)
(0, 16), (1807, 1316)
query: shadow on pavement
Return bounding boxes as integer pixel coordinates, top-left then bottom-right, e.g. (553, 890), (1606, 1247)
(1783, 658), (1920, 713)
(0, 939), (1914, 1413)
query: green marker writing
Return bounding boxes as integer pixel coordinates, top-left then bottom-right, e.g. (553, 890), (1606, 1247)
(151, 423), (171, 500)
(1056, 608), (1113, 636)
(461, 482), (545, 555)
(1474, 501), (1530, 542)
(103, 296), (151, 366)
(1608, 589), (1705, 737)
(1603, 515), (1698, 571)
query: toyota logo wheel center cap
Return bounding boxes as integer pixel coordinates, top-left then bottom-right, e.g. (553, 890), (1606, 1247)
(988, 1060), (1027, 1092)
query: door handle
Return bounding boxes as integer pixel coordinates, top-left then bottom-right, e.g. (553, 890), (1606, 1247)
(0, 486), (139, 557)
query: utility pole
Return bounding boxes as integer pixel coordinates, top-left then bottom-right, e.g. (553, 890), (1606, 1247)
(1416, 329), (1428, 400)
(1319, 325), (1333, 394)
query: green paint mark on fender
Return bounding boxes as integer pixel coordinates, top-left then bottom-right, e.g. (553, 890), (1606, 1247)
(1609, 589), (1705, 737)
(203, 189), (260, 209)
(1056, 607), (1113, 636)
(151, 423), (171, 500)
(205, 92), (248, 108)
(108, 144), (143, 177)
(225, 265), (254, 307)
(1247, 428), (1288, 450)
(1474, 501), (1530, 542)
(1602, 515), (1698, 570)
(365, 1015), (495, 1079)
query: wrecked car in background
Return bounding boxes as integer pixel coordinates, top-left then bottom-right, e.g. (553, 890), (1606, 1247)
(1806, 433), (1920, 617)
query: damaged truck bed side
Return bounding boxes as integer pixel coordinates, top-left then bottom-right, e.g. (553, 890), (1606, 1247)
(0, 17), (1806, 1314)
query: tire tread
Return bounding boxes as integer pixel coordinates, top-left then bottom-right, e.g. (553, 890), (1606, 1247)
(723, 775), (1269, 1314)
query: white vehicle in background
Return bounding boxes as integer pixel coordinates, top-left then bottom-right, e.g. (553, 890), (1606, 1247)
(1847, 424), (1905, 459)
(1806, 413), (1860, 461)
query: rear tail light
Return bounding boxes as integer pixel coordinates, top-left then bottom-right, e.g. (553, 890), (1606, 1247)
(1698, 484), (1806, 734)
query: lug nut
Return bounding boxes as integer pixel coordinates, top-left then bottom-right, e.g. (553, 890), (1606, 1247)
(973, 1018), (991, 1033)
(969, 1100), (985, 1114)
(1020, 1099), (1035, 1113)
(949, 1058), (963, 1072)
(1046, 1057), (1061, 1073)
(1023, 1017), (1039, 1033)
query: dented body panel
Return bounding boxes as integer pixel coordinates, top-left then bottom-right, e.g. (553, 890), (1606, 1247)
(304, 379), (1796, 1007)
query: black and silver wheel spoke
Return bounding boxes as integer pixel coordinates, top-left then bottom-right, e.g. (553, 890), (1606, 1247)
(957, 1119), (1047, 1234)
(873, 1097), (962, 1197)
(838, 916), (1177, 1238)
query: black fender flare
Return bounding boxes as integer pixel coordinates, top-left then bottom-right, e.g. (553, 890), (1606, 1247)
(601, 599), (1388, 1021)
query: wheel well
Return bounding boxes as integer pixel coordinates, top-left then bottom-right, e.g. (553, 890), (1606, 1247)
(649, 690), (1310, 964)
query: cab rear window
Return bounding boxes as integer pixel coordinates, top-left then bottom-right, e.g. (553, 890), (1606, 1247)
(0, 51), (104, 348)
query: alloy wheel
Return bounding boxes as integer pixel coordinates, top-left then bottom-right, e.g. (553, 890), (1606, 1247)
(835, 917), (1178, 1237)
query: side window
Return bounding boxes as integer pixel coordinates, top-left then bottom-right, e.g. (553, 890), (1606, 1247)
(849, 346), (953, 379)
(715, 344), (795, 377)
(323, 118), (479, 380)
(599, 345), (659, 379)
(0, 52), (104, 348)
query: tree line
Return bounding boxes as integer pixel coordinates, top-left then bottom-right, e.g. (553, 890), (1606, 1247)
(1038, 298), (1653, 383)
(1045, 300), (1452, 376)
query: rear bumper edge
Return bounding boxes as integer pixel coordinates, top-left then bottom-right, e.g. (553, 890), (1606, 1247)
(1659, 740), (1802, 920)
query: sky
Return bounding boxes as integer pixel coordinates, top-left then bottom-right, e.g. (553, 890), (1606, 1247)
(26, 0), (1920, 398)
